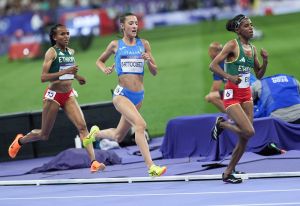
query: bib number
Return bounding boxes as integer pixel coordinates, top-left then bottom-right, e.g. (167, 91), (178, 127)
(238, 73), (250, 88)
(45, 89), (56, 100)
(114, 85), (124, 95)
(224, 89), (233, 100)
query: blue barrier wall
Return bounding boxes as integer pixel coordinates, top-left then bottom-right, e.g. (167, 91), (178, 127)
(0, 101), (121, 162)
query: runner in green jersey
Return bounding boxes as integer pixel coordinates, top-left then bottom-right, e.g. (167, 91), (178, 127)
(8, 24), (105, 173)
(209, 14), (268, 183)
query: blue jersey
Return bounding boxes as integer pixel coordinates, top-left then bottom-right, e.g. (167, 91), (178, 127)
(115, 38), (145, 76)
(212, 61), (225, 81)
(254, 74), (300, 118)
(250, 73), (257, 85)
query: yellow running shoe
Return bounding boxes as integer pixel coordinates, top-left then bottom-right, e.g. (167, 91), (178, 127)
(8, 134), (24, 158)
(83, 125), (99, 148)
(148, 165), (167, 177)
(90, 160), (106, 173)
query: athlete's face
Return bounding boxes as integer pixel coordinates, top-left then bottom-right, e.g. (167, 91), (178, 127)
(53, 26), (70, 48)
(237, 18), (254, 39)
(122, 15), (138, 38)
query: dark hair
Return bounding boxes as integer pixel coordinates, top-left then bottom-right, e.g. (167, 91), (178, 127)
(118, 12), (139, 38)
(226, 14), (248, 32)
(49, 24), (65, 46)
(119, 12), (136, 24)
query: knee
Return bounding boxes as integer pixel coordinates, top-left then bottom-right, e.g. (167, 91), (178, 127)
(242, 127), (255, 139)
(135, 122), (147, 135)
(115, 132), (126, 143)
(109, 129), (127, 143)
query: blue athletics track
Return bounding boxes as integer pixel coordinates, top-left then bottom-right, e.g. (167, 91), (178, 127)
(1, 115), (300, 206)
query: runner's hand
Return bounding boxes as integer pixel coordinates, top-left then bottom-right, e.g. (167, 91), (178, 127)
(65, 65), (78, 75)
(103, 64), (115, 75)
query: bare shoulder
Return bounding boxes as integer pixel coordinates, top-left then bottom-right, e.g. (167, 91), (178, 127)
(109, 40), (118, 48)
(225, 39), (237, 50)
(46, 47), (56, 55)
(251, 44), (258, 52)
(67, 47), (75, 55)
(140, 38), (150, 46)
(140, 39), (151, 51)
(107, 40), (118, 52)
(45, 47), (57, 60)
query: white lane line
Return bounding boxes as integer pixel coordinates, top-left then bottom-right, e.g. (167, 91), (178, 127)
(0, 188), (300, 201)
(211, 203), (300, 206)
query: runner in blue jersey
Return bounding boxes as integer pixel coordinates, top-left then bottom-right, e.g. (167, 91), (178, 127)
(206, 42), (257, 113)
(205, 42), (226, 112)
(83, 13), (166, 177)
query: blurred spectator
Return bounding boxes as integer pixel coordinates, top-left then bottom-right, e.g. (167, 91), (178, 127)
(0, 0), (54, 16)
(205, 42), (226, 112)
(0, 0), (244, 17)
(252, 74), (300, 124)
(179, 0), (199, 10)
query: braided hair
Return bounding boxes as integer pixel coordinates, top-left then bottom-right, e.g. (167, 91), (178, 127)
(49, 24), (65, 46)
(226, 14), (249, 32)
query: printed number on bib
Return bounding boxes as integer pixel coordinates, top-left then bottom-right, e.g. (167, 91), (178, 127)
(45, 89), (56, 100)
(224, 89), (233, 100)
(114, 85), (124, 95)
(238, 73), (250, 88)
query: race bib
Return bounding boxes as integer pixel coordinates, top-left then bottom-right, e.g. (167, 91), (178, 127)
(238, 73), (250, 88)
(121, 58), (144, 73)
(224, 89), (233, 100)
(44, 89), (56, 100)
(114, 85), (124, 95)
(59, 65), (74, 80)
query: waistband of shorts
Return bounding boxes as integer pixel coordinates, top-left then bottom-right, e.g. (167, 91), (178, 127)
(225, 81), (250, 90)
(46, 87), (73, 94)
(118, 85), (144, 95)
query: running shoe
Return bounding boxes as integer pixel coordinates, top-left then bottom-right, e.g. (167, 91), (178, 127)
(211, 116), (225, 141)
(222, 173), (243, 184)
(90, 160), (106, 173)
(233, 169), (245, 174)
(280, 149), (287, 154)
(8, 134), (24, 158)
(148, 165), (167, 177)
(83, 125), (99, 148)
(233, 169), (249, 180)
